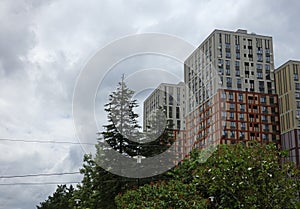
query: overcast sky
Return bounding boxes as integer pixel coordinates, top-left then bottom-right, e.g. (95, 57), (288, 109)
(0, 0), (299, 208)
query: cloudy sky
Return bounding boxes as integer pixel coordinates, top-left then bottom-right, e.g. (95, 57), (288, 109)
(0, 0), (299, 208)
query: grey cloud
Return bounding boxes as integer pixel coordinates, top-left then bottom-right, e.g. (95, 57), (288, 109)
(1, 0), (300, 208)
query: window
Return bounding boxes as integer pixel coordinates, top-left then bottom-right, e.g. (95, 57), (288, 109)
(240, 104), (245, 111)
(230, 121), (235, 128)
(262, 106), (267, 113)
(225, 34), (231, 44)
(239, 132), (245, 138)
(169, 95), (173, 105)
(260, 96), (266, 103)
(262, 115), (267, 122)
(169, 106), (173, 118)
(238, 94), (243, 101)
(229, 92), (234, 100)
(262, 134), (268, 140)
(221, 92), (226, 99)
(230, 103), (235, 110)
(230, 112), (234, 119)
(257, 54), (263, 62)
(256, 63), (263, 70)
(176, 107), (180, 119)
(257, 72), (263, 79)
(296, 83), (300, 90)
(297, 101), (300, 108)
(221, 111), (227, 118)
(226, 68), (230, 75)
(226, 60), (230, 69)
(269, 96), (274, 104)
(240, 113), (244, 120)
(295, 74), (299, 81)
(226, 52), (231, 58)
(259, 81), (264, 92)
(237, 78), (242, 89)
(177, 120), (181, 130)
(230, 131), (235, 138)
(235, 61), (240, 69)
(241, 122), (246, 129)
(227, 77), (232, 88)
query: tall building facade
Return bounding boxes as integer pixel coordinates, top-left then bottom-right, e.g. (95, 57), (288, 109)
(275, 60), (300, 167)
(143, 82), (189, 160)
(184, 29), (280, 149)
(143, 82), (186, 132)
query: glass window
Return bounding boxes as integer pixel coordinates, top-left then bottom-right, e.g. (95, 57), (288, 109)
(229, 92), (233, 100)
(230, 131), (235, 138)
(226, 77), (232, 83)
(230, 121), (235, 127)
(238, 94), (243, 101)
(240, 113), (244, 119)
(240, 104), (245, 111)
(226, 69), (230, 75)
(257, 72), (263, 79)
(256, 63), (263, 69)
(260, 96), (266, 103)
(226, 52), (231, 58)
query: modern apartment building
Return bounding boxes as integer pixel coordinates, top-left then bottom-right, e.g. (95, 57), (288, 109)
(275, 60), (300, 167)
(143, 82), (189, 160)
(143, 82), (186, 132)
(184, 29), (280, 149)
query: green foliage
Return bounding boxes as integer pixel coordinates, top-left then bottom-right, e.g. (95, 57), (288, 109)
(116, 143), (300, 209)
(115, 180), (207, 209)
(190, 143), (300, 208)
(101, 79), (141, 156)
(36, 184), (75, 209)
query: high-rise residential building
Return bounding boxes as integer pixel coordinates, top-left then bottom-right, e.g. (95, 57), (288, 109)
(143, 82), (189, 160)
(184, 29), (280, 149)
(275, 60), (300, 167)
(143, 82), (186, 132)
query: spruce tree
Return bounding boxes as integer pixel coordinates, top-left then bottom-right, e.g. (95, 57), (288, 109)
(100, 75), (141, 157)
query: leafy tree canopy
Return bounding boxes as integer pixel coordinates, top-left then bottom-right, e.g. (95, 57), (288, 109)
(116, 143), (300, 209)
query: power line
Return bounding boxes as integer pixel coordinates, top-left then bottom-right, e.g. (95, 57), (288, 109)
(0, 176), (175, 186)
(0, 138), (96, 145)
(0, 138), (175, 147)
(0, 171), (81, 179)
(0, 181), (81, 186)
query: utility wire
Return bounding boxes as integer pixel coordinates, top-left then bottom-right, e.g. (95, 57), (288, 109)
(0, 181), (81, 186)
(0, 138), (174, 147)
(0, 138), (96, 145)
(0, 171), (81, 179)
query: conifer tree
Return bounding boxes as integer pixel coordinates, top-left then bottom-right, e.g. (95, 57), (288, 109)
(101, 75), (141, 157)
